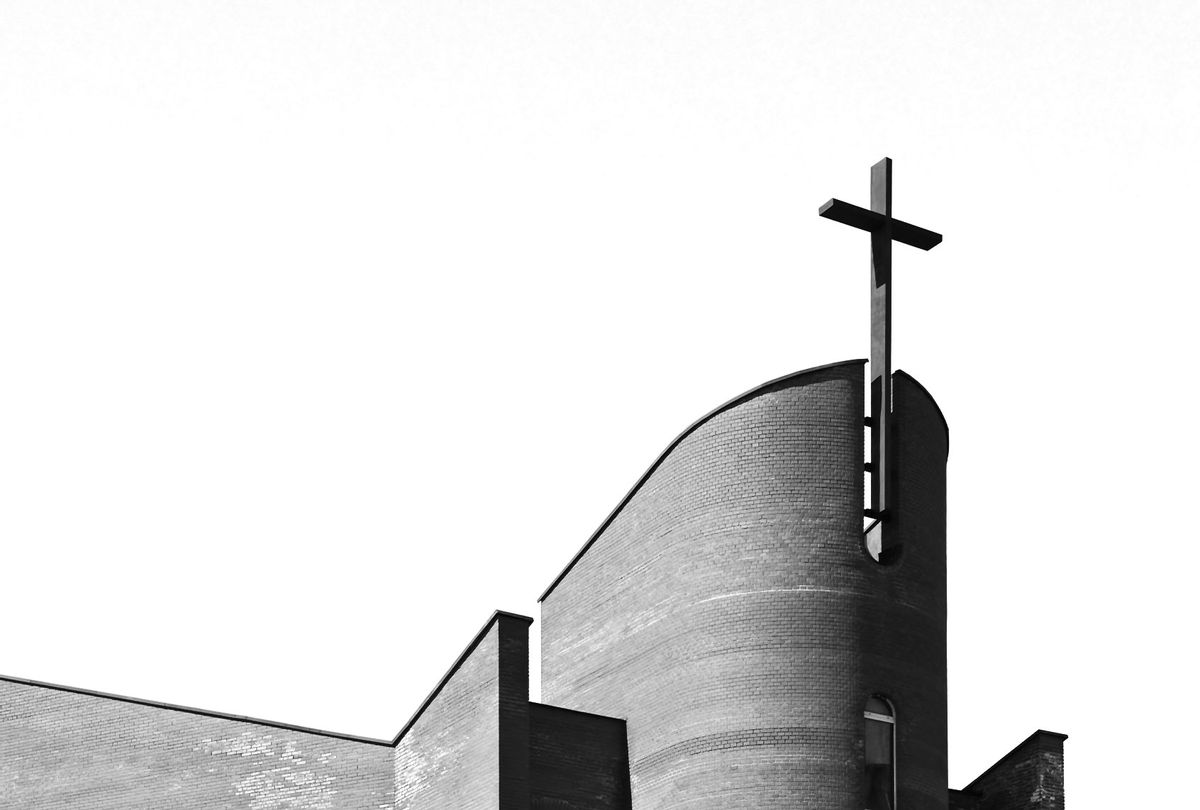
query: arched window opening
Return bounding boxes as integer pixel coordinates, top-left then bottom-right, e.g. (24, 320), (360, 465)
(864, 696), (896, 810)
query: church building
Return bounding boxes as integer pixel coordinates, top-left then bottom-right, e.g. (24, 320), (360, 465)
(0, 161), (1066, 809)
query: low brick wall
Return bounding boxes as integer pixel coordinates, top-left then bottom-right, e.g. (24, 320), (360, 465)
(1, 611), (553, 810)
(959, 730), (1068, 810)
(0, 676), (394, 809)
(530, 703), (629, 809)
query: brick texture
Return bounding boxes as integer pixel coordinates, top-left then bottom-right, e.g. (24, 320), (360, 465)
(530, 703), (630, 810)
(1, 612), (539, 810)
(539, 361), (951, 809)
(875, 370), (950, 810)
(0, 678), (393, 809)
(395, 612), (531, 810)
(958, 730), (1067, 810)
(950, 787), (983, 809)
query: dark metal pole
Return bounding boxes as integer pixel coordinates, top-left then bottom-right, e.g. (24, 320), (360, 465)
(869, 158), (893, 522)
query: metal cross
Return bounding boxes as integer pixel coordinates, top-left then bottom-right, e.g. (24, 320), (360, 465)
(819, 158), (941, 548)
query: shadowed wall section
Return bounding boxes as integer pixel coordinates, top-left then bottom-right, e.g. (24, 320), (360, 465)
(539, 361), (950, 810)
(530, 704), (630, 810)
(876, 370), (950, 810)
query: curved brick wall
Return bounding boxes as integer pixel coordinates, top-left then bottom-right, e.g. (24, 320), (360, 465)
(539, 360), (948, 810)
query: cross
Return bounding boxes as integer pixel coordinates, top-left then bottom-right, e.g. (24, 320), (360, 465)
(819, 158), (941, 555)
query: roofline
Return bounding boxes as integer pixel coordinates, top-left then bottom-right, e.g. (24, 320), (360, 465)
(0, 672), (393, 747)
(963, 729), (1070, 792)
(1, 608), (536, 749)
(538, 359), (868, 603)
(391, 609), (533, 744)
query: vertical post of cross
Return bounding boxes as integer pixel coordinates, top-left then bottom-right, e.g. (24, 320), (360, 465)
(869, 157), (893, 525)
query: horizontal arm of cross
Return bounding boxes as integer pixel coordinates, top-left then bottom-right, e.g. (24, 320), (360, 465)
(819, 199), (942, 251)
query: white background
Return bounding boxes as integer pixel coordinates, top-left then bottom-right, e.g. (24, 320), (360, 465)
(2, 2), (1196, 806)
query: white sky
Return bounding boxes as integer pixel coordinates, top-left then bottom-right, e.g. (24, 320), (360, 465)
(2, 1), (1196, 806)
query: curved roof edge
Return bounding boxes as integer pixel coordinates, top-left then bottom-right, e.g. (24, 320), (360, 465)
(893, 369), (950, 459)
(538, 359), (867, 603)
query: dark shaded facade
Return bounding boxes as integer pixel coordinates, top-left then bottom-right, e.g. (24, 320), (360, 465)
(0, 361), (1065, 808)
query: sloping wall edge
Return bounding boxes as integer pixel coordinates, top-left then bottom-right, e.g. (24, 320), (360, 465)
(538, 359), (868, 603)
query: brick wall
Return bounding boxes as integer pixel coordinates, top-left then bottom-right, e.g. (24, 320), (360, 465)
(959, 730), (1067, 810)
(539, 361), (951, 809)
(950, 787), (983, 809)
(394, 611), (531, 810)
(0, 676), (394, 809)
(870, 370), (950, 810)
(1, 359), (968, 810)
(0, 610), (543, 810)
(530, 703), (630, 810)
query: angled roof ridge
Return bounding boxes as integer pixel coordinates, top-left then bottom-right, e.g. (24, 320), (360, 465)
(962, 729), (1070, 792)
(0, 609), (537, 750)
(538, 359), (867, 602)
(0, 671), (393, 747)
(391, 609), (532, 744)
